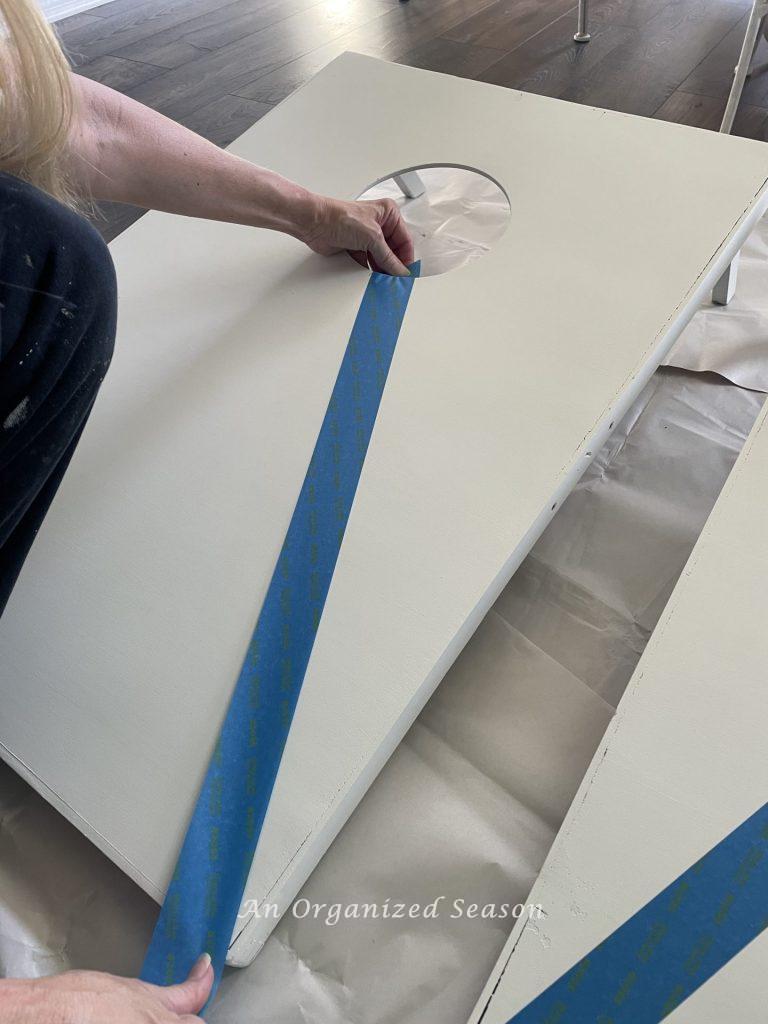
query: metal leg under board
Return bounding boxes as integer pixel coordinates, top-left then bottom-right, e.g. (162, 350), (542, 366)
(574, 0), (590, 42)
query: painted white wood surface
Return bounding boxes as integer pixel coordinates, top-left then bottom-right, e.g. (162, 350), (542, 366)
(2, 55), (768, 967)
(469, 404), (768, 1024)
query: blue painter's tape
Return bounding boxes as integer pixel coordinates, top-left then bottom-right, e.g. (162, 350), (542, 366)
(506, 801), (768, 1023)
(141, 264), (419, 1005)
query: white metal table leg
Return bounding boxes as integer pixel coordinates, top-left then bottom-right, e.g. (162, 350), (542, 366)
(744, 20), (764, 76)
(712, 252), (741, 306)
(393, 171), (425, 199)
(720, 1), (768, 133)
(574, 0), (590, 42)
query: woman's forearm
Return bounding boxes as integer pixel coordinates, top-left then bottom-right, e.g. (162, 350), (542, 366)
(66, 74), (413, 275)
(68, 75), (319, 240)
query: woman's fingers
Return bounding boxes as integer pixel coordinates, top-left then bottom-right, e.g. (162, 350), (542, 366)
(377, 198), (415, 268)
(349, 234), (408, 277)
(302, 195), (415, 276)
(153, 953), (214, 1015)
(367, 224), (410, 277)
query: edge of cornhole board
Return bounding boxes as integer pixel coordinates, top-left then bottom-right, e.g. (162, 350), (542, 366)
(467, 393), (768, 1024)
(1, 54), (768, 969)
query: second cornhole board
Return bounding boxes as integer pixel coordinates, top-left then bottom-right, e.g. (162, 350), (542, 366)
(1, 54), (768, 967)
(468, 394), (768, 1024)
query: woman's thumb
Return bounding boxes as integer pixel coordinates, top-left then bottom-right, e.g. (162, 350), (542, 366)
(157, 953), (214, 1014)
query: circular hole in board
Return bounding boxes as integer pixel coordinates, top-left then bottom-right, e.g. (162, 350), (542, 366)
(357, 165), (511, 277)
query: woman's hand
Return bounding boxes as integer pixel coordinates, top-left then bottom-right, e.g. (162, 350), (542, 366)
(299, 195), (415, 277)
(0, 954), (213, 1023)
(70, 77), (415, 277)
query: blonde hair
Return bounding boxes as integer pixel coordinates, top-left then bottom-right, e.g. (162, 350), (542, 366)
(0, 0), (74, 202)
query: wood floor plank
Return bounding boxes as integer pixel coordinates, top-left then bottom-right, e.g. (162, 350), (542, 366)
(233, 0), (503, 104)
(76, 0), (236, 25)
(230, 40), (356, 106)
(443, 0), (576, 50)
(558, 0), (748, 116)
(57, 0), (252, 66)
(603, 0), (746, 69)
(79, 2), (113, 15)
(588, 0), (744, 29)
(74, 54), (167, 91)
(110, 0), (342, 67)
(87, 0), (183, 20)
(176, 93), (273, 148)
(679, 14), (750, 97)
(654, 88), (768, 136)
(396, 37), (506, 79)
(478, 14), (634, 96)
(53, 11), (104, 37)
(679, 13), (768, 108)
(180, 0), (394, 51)
(123, 0), (395, 120)
(583, 0), (668, 28)
(561, 53), (683, 115)
(122, 40), (212, 70)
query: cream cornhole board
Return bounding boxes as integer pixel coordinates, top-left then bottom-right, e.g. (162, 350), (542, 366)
(1, 54), (768, 967)
(468, 400), (768, 1024)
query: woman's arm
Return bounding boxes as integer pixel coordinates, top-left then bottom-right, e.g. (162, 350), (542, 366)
(67, 75), (413, 276)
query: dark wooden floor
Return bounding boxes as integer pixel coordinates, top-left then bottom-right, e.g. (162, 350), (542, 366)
(58, 0), (768, 240)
